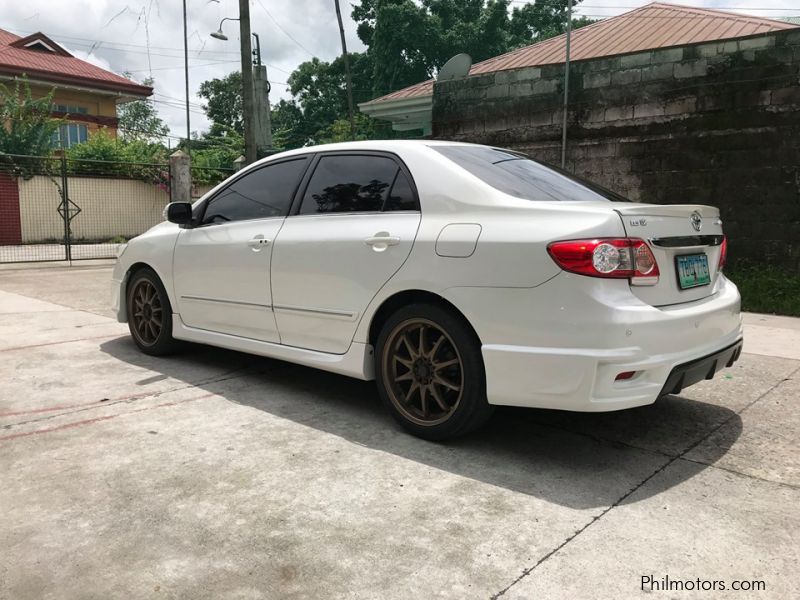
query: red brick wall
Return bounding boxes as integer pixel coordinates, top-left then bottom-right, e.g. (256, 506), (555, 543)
(0, 173), (22, 245)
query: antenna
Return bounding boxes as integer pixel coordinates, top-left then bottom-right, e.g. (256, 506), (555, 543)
(437, 53), (472, 82)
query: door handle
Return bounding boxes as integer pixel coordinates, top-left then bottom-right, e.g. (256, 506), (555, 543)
(364, 233), (400, 248)
(247, 235), (271, 250)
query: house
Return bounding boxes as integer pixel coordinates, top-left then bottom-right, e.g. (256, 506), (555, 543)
(359, 2), (800, 271)
(0, 29), (152, 148)
(359, 2), (797, 135)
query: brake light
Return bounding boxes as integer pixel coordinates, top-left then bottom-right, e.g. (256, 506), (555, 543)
(718, 235), (727, 270)
(547, 238), (660, 283)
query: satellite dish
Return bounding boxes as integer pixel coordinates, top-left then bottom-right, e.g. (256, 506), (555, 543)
(437, 53), (472, 82)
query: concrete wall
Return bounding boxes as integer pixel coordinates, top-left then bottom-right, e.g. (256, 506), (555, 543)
(18, 176), (169, 243)
(433, 29), (800, 269)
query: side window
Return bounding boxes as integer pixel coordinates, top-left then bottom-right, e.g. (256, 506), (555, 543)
(299, 155), (399, 215)
(383, 170), (418, 211)
(202, 158), (307, 225)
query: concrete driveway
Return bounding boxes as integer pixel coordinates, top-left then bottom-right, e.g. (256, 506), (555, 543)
(1, 263), (798, 599)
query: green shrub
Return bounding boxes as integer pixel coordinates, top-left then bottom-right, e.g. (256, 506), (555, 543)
(725, 264), (800, 317)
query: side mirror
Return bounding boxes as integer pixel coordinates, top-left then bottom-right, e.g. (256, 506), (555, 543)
(165, 202), (193, 225)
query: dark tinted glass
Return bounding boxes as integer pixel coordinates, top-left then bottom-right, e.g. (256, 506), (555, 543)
(383, 170), (418, 211)
(433, 145), (629, 202)
(299, 155), (399, 214)
(202, 158), (307, 224)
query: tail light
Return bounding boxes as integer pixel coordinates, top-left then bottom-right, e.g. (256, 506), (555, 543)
(547, 238), (660, 284)
(718, 235), (727, 270)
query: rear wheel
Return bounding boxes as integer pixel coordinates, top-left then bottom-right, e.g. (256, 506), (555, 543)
(126, 268), (178, 356)
(376, 303), (493, 440)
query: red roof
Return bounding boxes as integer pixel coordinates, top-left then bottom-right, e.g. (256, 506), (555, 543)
(365, 2), (798, 104)
(0, 29), (152, 98)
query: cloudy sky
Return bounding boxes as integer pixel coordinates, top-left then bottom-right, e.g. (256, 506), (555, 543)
(2, 0), (798, 140)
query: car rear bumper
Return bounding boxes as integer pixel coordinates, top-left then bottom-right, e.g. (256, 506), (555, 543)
(446, 272), (743, 411)
(659, 339), (743, 397)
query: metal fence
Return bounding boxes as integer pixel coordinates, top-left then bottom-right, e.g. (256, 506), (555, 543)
(0, 154), (171, 264)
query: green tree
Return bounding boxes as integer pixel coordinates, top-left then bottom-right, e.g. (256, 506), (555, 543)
(318, 113), (377, 144)
(190, 129), (245, 184)
(352, 0), (591, 97)
(508, 0), (594, 44)
(198, 71), (244, 137)
(199, 57), (380, 151)
(354, 0), (436, 97)
(0, 78), (61, 157)
(285, 52), (380, 144)
(117, 76), (170, 142)
(271, 99), (308, 150)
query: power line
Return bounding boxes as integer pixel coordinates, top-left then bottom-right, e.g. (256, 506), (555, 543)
(153, 92), (205, 109)
(127, 60), (241, 73)
(6, 27), (294, 77)
(7, 27), (240, 56)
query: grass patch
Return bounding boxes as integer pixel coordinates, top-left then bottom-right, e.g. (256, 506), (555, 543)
(725, 264), (800, 317)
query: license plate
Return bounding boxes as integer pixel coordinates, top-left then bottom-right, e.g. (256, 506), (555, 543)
(676, 254), (711, 289)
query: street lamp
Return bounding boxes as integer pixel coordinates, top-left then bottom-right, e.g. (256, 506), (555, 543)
(210, 13), (272, 161)
(210, 18), (261, 65)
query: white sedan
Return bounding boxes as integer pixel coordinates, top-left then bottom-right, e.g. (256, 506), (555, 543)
(112, 140), (743, 440)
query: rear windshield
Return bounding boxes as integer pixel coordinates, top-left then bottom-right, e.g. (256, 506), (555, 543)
(433, 145), (630, 202)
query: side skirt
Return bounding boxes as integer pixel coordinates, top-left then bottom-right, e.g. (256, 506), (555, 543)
(172, 315), (375, 380)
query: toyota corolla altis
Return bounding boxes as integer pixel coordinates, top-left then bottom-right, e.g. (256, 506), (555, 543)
(112, 141), (743, 440)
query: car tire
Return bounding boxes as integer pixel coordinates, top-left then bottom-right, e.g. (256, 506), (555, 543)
(375, 303), (494, 441)
(126, 267), (179, 356)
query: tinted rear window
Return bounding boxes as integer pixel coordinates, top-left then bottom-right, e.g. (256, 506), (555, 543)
(299, 155), (398, 214)
(433, 145), (629, 202)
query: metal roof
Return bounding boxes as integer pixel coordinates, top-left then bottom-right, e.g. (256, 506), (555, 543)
(364, 2), (798, 105)
(0, 29), (152, 98)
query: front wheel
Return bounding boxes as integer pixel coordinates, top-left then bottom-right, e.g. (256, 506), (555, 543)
(126, 267), (178, 356)
(375, 303), (494, 440)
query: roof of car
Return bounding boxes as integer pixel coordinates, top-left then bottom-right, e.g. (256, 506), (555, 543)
(254, 140), (477, 165)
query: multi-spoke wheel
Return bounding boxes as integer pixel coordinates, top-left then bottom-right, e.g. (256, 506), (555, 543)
(376, 303), (494, 440)
(126, 267), (178, 355)
(384, 318), (463, 426)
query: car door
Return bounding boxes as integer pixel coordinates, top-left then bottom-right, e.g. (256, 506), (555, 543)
(271, 152), (421, 354)
(172, 157), (310, 342)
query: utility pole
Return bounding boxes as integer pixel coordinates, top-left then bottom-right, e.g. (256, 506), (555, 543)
(560, 0), (573, 170)
(251, 33), (273, 156)
(239, 0), (257, 164)
(334, 0), (356, 140)
(182, 0), (191, 156)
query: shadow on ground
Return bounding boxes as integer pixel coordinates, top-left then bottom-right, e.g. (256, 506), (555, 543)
(101, 337), (742, 510)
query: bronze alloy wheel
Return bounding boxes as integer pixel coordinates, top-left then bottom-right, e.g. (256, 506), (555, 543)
(130, 278), (163, 347)
(382, 318), (464, 426)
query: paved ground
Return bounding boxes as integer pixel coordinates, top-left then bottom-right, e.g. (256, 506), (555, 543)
(1, 264), (798, 599)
